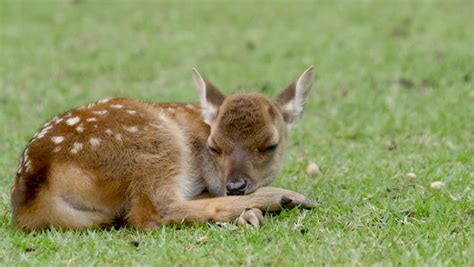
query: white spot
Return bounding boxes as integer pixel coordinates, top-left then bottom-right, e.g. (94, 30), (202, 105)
(55, 118), (64, 125)
(23, 152), (29, 167)
(38, 129), (48, 136)
(126, 110), (137, 115)
(185, 104), (195, 110)
(430, 181), (445, 189)
(71, 142), (83, 154)
(115, 133), (123, 142)
(17, 164), (23, 174)
(149, 123), (162, 129)
(86, 117), (97, 122)
(89, 137), (101, 147)
(159, 112), (170, 123)
(64, 112), (73, 118)
(105, 129), (113, 136)
(111, 104), (123, 109)
(35, 132), (46, 139)
(98, 98), (111, 104)
(51, 136), (64, 144)
(35, 125), (53, 139)
(66, 116), (81, 126)
(53, 147), (62, 153)
(76, 125), (85, 133)
(44, 117), (56, 126)
(24, 160), (32, 172)
(42, 125), (53, 132)
(86, 103), (96, 109)
(124, 126), (138, 133)
(93, 110), (108, 115)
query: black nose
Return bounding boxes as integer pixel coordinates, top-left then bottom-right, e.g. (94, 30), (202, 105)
(226, 178), (247, 195)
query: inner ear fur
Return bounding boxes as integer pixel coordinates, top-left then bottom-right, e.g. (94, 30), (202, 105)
(275, 66), (315, 125)
(192, 68), (226, 125)
(204, 79), (225, 107)
(275, 82), (297, 123)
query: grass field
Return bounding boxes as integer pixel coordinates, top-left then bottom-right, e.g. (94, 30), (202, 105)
(1, 0), (473, 266)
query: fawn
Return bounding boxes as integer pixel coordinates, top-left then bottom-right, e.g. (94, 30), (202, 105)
(11, 66), (316, 231)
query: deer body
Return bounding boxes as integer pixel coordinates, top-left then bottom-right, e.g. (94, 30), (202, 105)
(11, 67), (316, 231)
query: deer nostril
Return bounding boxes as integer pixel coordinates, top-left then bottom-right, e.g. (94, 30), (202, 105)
(236, 181), (246, 190)
(226, 179), (247, 195)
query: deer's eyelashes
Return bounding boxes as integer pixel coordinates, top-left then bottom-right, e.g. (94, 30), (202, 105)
(207, 144), (222, 156)
(258, 144), (278, 153)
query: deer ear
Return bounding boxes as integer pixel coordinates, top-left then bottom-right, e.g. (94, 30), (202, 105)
(192, 68), (225, 125)
(276, 66), (315, 127)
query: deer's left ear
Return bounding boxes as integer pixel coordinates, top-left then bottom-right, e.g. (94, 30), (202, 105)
(276, 66), (315, 127)
(192, 68), (225, 125)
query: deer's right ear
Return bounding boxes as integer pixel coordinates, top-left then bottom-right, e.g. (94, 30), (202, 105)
(192, 68), (225, 125)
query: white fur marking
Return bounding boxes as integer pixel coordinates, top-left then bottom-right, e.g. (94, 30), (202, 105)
(42, 125), (53, 132)
(66, 116), (80, 126)
(115, 133), (123, 142)
(76, 125), (85, 133)
(53, 146), (62, 153)
(159, 112), (170, 123)
(105, 129), (113, 135)
(126, 110), (137, 115)
(98, 98), (111, 104)
(36, 132), (46, 139)
(51, 136), (64, 144)
(44, 119), (54, 127)
(111, 104), (123, 109)
(89, 138), (101, 147)
(149, 123), (162, 129)
(35, 125), (52, 139)
(124, 126), (138, 133)
(24, 160), (32, 172)
(23, 154), (29, 168)
(17, 164), (23, 174)
(86, 117), (97, 122)
(71, 142), (83, 154)
(55, 118), (64, 125)
(93, 110), (107, 115)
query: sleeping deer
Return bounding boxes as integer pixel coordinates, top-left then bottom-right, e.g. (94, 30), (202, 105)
(11, 66), (316, 231)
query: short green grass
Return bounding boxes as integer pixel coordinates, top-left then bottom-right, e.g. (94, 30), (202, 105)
(1, 0), (473, 266)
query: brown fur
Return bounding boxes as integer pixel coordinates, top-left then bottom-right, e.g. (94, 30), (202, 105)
(11, 67), (316, 231)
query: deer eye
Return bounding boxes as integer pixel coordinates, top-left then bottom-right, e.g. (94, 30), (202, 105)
(207, 145), (221, 156)
(259, 144), (278, 153)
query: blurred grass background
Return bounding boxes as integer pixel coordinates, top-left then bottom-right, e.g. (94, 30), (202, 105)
(0, 0), (473, 266)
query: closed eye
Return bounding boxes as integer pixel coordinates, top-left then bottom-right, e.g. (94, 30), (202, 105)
(259, 144), (278, 153)
(207, 145), (221, 156)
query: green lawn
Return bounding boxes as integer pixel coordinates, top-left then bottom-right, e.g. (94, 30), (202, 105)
(1, 0), (473, 266)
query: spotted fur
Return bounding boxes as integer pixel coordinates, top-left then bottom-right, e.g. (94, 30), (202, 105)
(11, 67), (316, 231)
